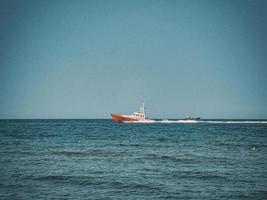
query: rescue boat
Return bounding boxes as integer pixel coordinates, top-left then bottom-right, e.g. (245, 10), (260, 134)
(111, 103), (146, 123)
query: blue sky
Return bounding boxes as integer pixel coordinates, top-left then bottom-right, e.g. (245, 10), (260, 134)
(0, 0), (267, 119)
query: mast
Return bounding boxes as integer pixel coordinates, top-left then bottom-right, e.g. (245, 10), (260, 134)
(139, 102), (145, 119)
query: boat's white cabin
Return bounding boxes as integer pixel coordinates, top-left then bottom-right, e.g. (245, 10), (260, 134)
(123, 103), (146, 120)
(130, 112), (145, 118)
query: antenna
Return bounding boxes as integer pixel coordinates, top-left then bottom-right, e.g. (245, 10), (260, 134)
(139, 101), (145, 119)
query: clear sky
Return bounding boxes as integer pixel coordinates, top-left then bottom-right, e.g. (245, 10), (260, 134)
(0, 0), (267, 119)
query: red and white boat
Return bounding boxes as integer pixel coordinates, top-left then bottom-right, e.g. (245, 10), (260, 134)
(111, 103), (146, 123)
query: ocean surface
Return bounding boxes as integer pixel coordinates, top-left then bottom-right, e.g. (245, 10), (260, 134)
(0, 119), (266, 200)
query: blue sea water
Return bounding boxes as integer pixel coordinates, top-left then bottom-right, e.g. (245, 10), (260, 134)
(0, 119), (266, 200)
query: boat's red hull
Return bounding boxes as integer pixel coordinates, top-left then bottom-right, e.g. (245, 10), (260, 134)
(111, 114), (140, 123)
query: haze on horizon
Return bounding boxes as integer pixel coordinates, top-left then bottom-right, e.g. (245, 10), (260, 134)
(0, 0), (267, 119)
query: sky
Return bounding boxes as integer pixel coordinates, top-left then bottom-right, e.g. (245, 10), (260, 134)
(0, 0), (267, 119)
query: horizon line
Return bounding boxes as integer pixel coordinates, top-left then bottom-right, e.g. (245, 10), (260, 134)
(1, 118), (267, 120)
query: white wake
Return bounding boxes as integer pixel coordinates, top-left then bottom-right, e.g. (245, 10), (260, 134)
(124, 120), (267, 124)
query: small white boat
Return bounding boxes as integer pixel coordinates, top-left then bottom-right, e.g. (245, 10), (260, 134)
(184, 115), (201, 120)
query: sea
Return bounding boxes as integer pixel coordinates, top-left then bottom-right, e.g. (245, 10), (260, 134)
(0, 119), (266, 200)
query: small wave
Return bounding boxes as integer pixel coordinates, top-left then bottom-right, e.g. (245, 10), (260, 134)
(51, 150), (89, 157)
(33, 175), (160, 191)
(33, 175), (67, 181)
(0, 150), (37, 155)
(108, 181), (160, 191)
(32, 175), (103, 186)
(119, 143), (169, 148)
(172, 172), (227, 181)
(50, 149), (116, 157)
(146, 154), (196, 164)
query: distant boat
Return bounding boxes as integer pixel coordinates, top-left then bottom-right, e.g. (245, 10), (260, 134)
(184, 115), (201, 120)
(111, 103), (146, 123)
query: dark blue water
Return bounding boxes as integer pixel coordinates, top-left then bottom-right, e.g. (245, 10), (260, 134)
(0, 119), (266, 200)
